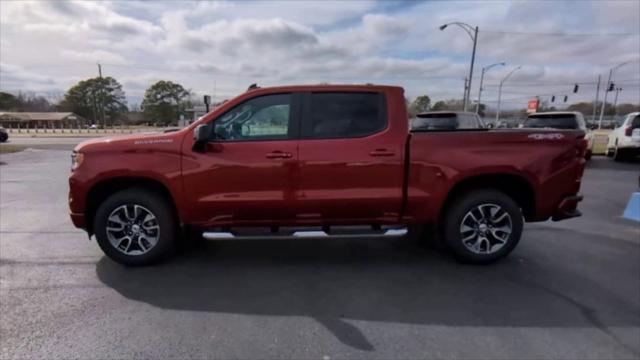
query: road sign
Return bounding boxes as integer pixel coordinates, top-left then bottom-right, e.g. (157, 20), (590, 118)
(527, 99), (539, 114)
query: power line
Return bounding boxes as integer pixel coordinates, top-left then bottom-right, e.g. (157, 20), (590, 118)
(482, 30), (640, 37)
(483, 79), (640, 87)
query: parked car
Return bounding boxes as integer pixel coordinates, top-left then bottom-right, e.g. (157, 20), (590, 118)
(0, 127), (8, 142)
(606, 112), (640, 161)
(411, 111), (485, 130)
(522, 111), (594, 159)
(69, 85), (587, 266)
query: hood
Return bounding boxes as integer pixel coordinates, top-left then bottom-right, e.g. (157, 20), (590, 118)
(74, 130), (184, 153)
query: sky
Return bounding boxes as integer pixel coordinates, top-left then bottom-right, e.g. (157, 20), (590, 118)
(1, 0), (639, 110)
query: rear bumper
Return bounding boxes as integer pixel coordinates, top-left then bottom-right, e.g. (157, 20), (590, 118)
(552, 194), (583, 221)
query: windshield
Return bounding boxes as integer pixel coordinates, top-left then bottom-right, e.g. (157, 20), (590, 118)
(523, 115), (578, 129)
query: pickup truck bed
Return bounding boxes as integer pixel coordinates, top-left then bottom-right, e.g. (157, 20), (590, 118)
(69, 84), (586, 266)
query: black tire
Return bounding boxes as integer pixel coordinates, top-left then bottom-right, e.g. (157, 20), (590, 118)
(613, 146), (625, 162)
(0, 132), (8, 143)
(94, 188), (177, 266)
(442, 189), (523, 264)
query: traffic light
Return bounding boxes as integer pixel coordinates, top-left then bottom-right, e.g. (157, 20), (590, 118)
(564, 95), (568, 102)
(608, 83), (615, 91)
(573, 84), (579, 93)
(551, 95), (555, 102)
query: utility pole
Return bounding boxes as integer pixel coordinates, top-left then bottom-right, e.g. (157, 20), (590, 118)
(613, 87), (622, 115)
(593, 75), (600, 122)
(466, 26), (478, 112)
(462, 77), (468, 109)
(97, 62), (106, 128)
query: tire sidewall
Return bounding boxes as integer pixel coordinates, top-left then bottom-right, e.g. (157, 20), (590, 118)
(443, 189), (524, 264)
(94, 189), (176, 266)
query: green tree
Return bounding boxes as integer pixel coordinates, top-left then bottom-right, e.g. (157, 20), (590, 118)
(141, 81), (191, 125)
(0, 92), (20, 111)
(0, 91), (54, 112)
(615, 103), (639, 116)
(566, 102), (595, 115)
(408, 95), (431, 116)
(431, 99), (465, 111)
(62, 77), (127, 125)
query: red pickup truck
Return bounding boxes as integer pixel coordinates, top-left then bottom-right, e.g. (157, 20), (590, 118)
(69, 85), (586, 266)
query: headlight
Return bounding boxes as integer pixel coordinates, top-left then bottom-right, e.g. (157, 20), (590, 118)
(71, 151), (84, 171)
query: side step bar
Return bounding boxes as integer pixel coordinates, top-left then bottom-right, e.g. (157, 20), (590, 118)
(202, 227), (408, 240)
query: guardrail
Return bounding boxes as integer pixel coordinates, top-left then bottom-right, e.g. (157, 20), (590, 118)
(4, 126), (168, 135)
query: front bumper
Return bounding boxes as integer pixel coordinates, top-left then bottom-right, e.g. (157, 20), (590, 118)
(552, 194), (583, 221)
(70, 211), (86, 229)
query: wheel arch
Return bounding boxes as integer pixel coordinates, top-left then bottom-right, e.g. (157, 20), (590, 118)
(441, 173), (536, 222)
(85, 176), (181, 236)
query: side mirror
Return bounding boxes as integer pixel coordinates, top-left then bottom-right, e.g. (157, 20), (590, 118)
(193, 124), (212, 152)
(194, 124), (212, 143)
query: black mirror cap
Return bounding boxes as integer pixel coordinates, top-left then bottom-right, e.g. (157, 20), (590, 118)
(193, 124), (212, 143)
(193, 124), (212, 152)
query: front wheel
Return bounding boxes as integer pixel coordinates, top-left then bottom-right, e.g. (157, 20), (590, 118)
(94, 188), (177, 266)
(443, 189), (523, 264)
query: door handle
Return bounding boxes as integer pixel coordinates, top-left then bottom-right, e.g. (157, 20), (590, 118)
(369, 149), (395, 157)
(265, 151), (292, 159)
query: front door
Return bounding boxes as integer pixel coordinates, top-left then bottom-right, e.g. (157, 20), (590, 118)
(182, 92), (300, 226)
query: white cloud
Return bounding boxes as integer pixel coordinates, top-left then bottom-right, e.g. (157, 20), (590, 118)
(61, 50), (128, 65)
(0, 0), (638, 109)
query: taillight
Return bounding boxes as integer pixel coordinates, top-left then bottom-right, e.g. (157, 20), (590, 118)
(625, 125), (633, 137)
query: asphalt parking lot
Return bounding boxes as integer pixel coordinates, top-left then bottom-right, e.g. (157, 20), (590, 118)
(1, 142), (639, 359)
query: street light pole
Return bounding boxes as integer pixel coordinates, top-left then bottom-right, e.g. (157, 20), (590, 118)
(439, 22), (478, 112)
(466, 26), (478, 112)
(496, 66), (522, 123)
(476, 62), (506, 114)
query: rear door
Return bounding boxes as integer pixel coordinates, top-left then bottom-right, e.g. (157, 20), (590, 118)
(296, 91), (405, 223)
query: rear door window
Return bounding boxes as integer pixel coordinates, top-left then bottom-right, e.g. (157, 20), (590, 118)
(303, 92), (387, 139)
(630, 115), (640, 128)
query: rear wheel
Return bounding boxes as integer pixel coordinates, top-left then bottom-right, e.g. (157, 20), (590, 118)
(94, 188), (177, 266)
(443, 189), (523, 264)
(0, 132), (8, 142)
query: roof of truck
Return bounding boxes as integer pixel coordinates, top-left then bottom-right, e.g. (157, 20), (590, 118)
(245, 84), (404, 93)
